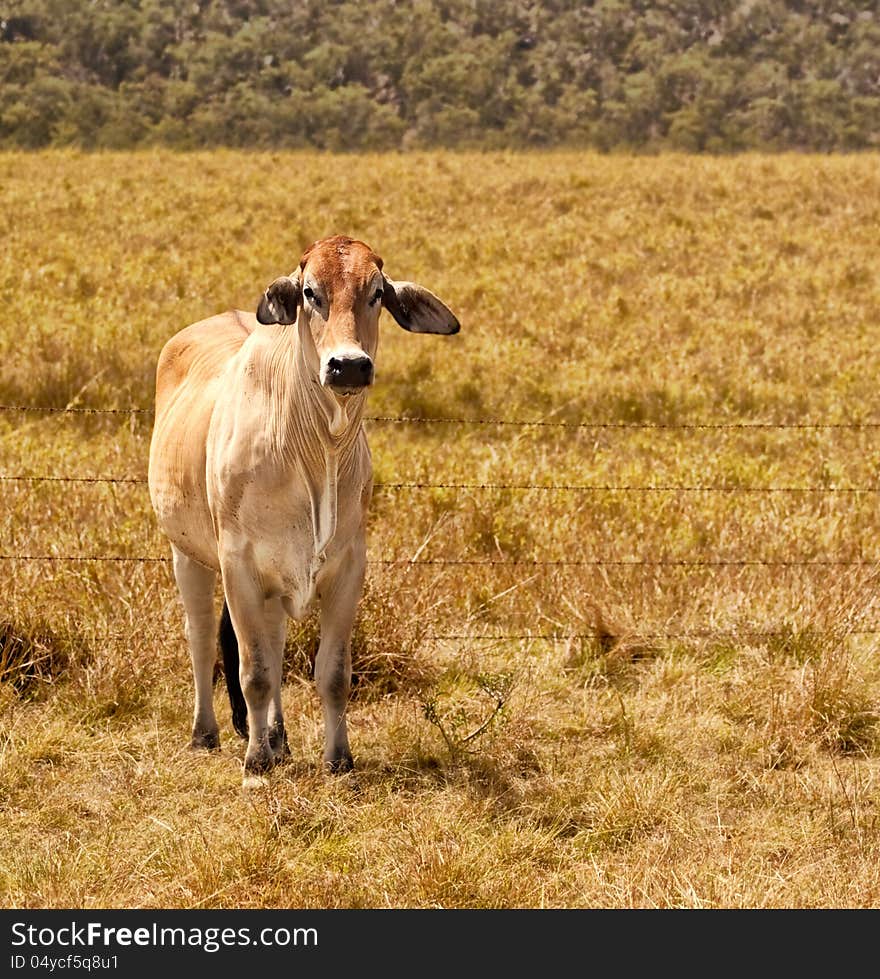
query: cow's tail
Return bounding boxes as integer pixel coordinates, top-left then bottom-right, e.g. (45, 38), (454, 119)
(219, 600), (248, 740)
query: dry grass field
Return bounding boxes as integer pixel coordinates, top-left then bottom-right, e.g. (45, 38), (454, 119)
(1, 150), (880, 908)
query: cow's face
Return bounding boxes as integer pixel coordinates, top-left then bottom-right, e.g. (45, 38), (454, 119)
(299, 236), (384, 395)
(257, 235), (460, 399)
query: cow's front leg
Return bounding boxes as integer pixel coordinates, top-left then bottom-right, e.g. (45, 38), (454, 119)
(265, 596), (291, 762)
(315, 537), (366, 772)
(220, 554), (279, 780)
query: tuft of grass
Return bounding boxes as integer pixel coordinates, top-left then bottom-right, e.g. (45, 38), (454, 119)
(0, 618), (75, 695)
(422, 670), (514, 760)
(281, 581), (439, 700)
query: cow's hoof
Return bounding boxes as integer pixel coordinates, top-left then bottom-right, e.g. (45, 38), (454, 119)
(244, 746), (274, 775)
(242, 774), (269, 790)
(190, 728), (220, 751)
(326, 752), (354, 774)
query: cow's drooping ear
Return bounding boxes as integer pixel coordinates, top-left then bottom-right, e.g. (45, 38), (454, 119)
(381, 277), (460, 335)
(256, 272), (301, 325)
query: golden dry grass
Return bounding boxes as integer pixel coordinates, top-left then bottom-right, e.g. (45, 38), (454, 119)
(1, 150), (880, 908)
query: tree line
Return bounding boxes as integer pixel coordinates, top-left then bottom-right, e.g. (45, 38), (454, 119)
(1, 0), (878, 151)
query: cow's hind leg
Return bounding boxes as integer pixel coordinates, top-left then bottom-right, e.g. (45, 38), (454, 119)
(172, 544), (219, 750)
(218, 601), (248, 740)
(315, 539), (366, 772)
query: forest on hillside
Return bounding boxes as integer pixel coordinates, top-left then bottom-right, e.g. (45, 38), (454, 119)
(1, 0), (878, 151)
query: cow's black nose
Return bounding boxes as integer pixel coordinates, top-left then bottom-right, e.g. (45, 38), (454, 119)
(326, 356), (374, 389)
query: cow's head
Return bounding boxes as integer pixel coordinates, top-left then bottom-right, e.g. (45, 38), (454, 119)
(256, 235), (459, 397)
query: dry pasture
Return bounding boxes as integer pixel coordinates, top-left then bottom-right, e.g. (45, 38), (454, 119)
(1, 150), (880, 907)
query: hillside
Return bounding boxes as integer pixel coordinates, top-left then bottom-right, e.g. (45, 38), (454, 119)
(1, 0), (879, 150)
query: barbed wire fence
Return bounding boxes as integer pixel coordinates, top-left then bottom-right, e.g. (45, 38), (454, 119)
(3, 403), (880, 429)
(2, 403), (879, 643)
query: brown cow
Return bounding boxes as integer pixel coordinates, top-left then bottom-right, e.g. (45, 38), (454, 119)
(148, 236), (459, 784)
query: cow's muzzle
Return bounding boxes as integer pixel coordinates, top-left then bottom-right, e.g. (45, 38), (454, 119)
(324, 355), (374, 394)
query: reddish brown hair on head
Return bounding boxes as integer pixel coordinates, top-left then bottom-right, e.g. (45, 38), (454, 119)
(299, 236), (384, 272)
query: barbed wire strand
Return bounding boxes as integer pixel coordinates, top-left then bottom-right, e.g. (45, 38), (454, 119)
(1, 475), (145, 484)
(79, 627), (880, 643)
(2, 474), (879, 493)
(2, 404), (879, 431)
(366, 416), (880, 432)
(0, 554), (877, 568)
(0, 405), (152, 415)
(381, 482), (880, 493)
(422, 629), (880, 640)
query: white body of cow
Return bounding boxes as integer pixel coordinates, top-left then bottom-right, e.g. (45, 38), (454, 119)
(147, 236), (459, 782)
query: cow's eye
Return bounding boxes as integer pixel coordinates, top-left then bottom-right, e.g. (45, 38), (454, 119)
(303, 286), (322, 308)
(369, 287), (383, 307)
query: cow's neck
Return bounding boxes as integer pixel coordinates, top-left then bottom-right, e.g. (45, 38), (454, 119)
(265, 324), (366, 561)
